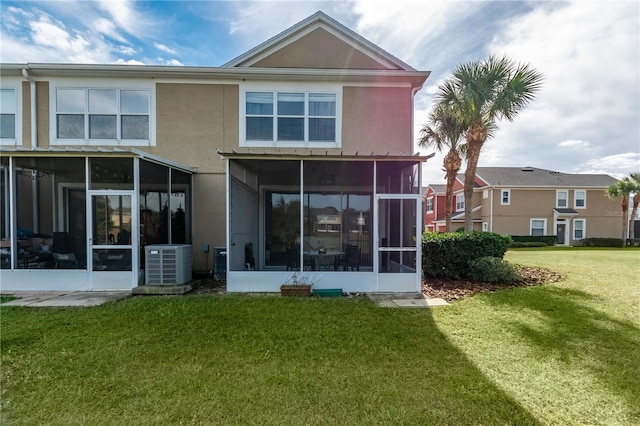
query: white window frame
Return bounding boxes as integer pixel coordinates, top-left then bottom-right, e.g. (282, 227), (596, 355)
(0, 81), (22, 145)
(482, 222), (488, 232)
(483, 189), (489, 199)
(426, 196), (434, 213)
(49, 79), (155, 146)
(556, 189), (568, 208)
(455, 194), (464, 212)
(501, 189), (511, 206)
(530, 218), (547, 236)
(573, 218), (586, 240)
(574, 190), (586, 209)
(240, 82), (342, 149)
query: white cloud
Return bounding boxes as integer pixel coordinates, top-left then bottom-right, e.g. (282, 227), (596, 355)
(154, 43), (177, 55)
(559, 140), (589, 148)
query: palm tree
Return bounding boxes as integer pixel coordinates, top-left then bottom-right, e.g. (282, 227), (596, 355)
(437, 56), (543, 231)
(607, 177), (636, 243)
(626, 172), (640, 240)
(418, 104), (466, 232)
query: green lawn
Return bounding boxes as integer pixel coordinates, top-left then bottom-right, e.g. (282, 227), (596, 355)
(1, 248), (638, 425)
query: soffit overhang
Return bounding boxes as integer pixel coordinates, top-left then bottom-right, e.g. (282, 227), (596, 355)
(3, 63), (429, 88)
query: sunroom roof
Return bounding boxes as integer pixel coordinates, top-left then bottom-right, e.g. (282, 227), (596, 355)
(217, 148), (434, 162)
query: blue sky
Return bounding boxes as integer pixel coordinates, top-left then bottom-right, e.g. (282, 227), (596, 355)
(1, 0), (638, 184)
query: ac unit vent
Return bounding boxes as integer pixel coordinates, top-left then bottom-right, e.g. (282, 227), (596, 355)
(145, 244), (192, 285)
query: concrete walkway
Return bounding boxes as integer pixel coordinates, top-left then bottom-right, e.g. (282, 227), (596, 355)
(367, 293), (450, 308)
(1, 291), (131, 307)
(1, 290), (448, 308)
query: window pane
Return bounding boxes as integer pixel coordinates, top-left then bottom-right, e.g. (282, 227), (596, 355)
(90, 157), (134, 190)
(278, 117), (304, 141)
(89, 115), (117, 139)
(0, 89), (16, 114)
(247, 117), (273, 140)
(89, 89), (117, 113)
(531, 228), (544, 236)
(309, 118), (335, 141)
(57, 89), (85, 113)
(246, 92), (273, 115)
(277, 93), (304, 116)
(57, 114), (85, 139)
(309, 93), (335, 116)
(0, 114), (15, 139)
(122, 115), (149, 139)
(121, 90), (149, 113)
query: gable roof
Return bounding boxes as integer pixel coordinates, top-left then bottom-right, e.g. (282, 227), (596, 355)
(426, 184), (447, 194)
(475, 166), (618, 187)
(223, 11), (416, 71)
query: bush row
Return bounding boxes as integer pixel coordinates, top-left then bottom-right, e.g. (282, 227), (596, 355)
(509, 242), (548, 248)
(574, 238), (625, 247)
(510, 235), (557, 246)
(422, 232), (512, 279)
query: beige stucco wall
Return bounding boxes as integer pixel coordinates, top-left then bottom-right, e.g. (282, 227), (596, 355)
(482, 187), (622, 240)
(342, 86), (413, 153)
(21, 81), (49, 148)
(252, 28), (393, 70)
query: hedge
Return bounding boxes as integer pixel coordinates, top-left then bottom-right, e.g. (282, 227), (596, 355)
(576, 238), (625, 247)
(510, 235), (557, 246)
(422, 232), (512, 279)
(509, 242), (548, 248)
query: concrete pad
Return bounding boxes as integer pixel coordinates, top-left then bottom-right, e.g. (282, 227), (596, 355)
(424, 298), (450, 306)
(1, 291), (130, 307)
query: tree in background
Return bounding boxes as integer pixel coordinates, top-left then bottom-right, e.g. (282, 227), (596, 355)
(419, 104), (466, 232)
(436, 56), (543, 231)
(607, 177), (636, 243)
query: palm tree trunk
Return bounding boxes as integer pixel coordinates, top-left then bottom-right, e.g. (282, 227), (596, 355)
(463, 125), (486, 232)
(629, 198), (639, 240)
(621, 197), (629, 243)
(443, 149), (462, 233)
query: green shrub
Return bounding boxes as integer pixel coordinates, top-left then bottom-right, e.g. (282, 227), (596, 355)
(509, 242), (548, 248)
(510, 235), (557, 246)
(422, 232), (512, 279)
(581, 238), (624, 247)
(467, 256), (520, 284)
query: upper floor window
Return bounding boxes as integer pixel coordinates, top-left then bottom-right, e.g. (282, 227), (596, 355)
(0, 88), (18, 144)
(575, 190), (586, 208)
(426, 196), (434, 212)
(52, 85), (152, 146)
(501, 189), (511, 205)
(241, 84), (341, 148)
(556, 190), (568, 208)
(456, 194), (465, 212)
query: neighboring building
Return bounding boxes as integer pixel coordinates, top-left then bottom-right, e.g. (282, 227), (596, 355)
(0, 12), (432, 292)
(423, 184), (446, 232)
(424, 166), (622, 245)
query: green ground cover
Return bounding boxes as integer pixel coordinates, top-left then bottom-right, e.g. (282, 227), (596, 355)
(1, 248), (638, 425)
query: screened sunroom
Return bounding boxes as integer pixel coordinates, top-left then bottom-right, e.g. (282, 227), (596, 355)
(223, 153), (430, 293)
(0, 149), (193, 291)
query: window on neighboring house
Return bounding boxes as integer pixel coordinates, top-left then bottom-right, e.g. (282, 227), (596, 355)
(426, 196), (434, 212)
(483, 189), (488, 199)
(482, 222), (488, 232)
(55, 88), (150, 143)
(0, 88), (17, 142)
(245, 91), (337, 145)
(575, 190), (586, 208)
(573, 219), (586, 240)
(456, 194), (464, 212)
(501, 189), (510, 205)
(556, 190), (568, 208)
(530, 218), (546, 236)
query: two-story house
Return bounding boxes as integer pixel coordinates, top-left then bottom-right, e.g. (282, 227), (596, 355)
(0, 12), (432, 293)
(424, 166), (621, 244)
(423, 184), (446, 232)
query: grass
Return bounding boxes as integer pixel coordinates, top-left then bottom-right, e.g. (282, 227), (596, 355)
(0, 296), (17, 304)
(1, 248), (638, 425)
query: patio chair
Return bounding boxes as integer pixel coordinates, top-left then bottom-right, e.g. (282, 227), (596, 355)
(52, 252), (78, 269)
(334, 245), (360, 271)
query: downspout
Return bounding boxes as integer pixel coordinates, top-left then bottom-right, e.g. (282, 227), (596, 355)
(490, 188), (494, 232)
(21, 68), (37, 148)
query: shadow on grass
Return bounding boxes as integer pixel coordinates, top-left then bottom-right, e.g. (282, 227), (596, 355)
(2, 297), (541, 425)
(484, 286), (640, 419)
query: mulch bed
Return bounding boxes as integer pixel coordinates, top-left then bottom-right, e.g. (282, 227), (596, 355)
(191, 265), (565, 302)
(422, 265), (565, 302)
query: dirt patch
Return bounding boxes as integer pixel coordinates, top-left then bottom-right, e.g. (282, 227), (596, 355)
(422, 265), (565, 302)
(189, 278), (227, 295)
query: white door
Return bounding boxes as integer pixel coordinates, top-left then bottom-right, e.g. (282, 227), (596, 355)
(376, 195), (421, 292)
(89, 191), (137, 290)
